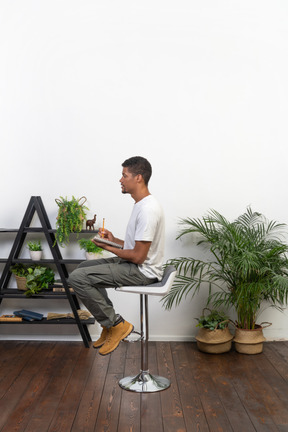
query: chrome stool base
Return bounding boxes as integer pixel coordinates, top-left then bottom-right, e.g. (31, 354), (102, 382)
(116, 266), (177, 394)
(119, 370), (170, 393)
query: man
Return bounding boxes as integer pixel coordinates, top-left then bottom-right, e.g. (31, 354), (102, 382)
(68, 156), (165, 355)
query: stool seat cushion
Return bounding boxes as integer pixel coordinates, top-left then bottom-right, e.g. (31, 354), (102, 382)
(116, 265), (176, 296)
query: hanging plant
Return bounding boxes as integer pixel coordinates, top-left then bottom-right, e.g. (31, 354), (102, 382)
(54, 196), (89, 246)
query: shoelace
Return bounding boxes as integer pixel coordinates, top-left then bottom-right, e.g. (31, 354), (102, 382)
(105, 328), (113, 343)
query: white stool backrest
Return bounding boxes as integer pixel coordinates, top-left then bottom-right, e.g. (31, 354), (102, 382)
(116, 265), (177, 296)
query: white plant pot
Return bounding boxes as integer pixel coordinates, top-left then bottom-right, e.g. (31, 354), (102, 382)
(29, 250), (42, 261)
(85, 252), (101, 260)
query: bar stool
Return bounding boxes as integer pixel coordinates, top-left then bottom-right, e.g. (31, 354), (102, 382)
(116, 265), (177, 393)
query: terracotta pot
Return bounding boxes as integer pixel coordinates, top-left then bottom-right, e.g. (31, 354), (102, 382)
(196, 327), (233, 354)
(233, 324), (270, 354)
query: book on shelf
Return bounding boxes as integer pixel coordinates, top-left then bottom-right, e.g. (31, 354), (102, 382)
(52, 280), (74, 292)
(53, 287), (74, 292)
(0, 315), (23, 322)
(14, 310), (44, 321)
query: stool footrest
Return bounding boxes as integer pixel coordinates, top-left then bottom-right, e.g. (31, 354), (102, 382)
(123, 330), (142, 343)
(119, 370), (170, 393)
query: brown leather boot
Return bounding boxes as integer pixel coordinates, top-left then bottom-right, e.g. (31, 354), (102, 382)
(99, 319), (134, 356)
(93, 326), (108, 349)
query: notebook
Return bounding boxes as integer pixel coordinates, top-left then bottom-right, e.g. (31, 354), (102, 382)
(93, 236), (123, 249)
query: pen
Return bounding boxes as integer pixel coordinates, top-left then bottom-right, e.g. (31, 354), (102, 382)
(102, 218), (105, 238)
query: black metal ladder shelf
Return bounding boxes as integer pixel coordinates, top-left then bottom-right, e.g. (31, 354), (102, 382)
(0, 196), (95, 347)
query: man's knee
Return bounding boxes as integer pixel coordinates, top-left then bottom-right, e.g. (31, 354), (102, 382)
(68, 268), (83, 288)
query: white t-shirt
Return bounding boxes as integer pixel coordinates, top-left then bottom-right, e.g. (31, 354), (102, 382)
(124, 195), (165, 281)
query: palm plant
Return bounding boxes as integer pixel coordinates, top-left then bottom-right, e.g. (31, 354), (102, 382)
(163, 207), (288, 330)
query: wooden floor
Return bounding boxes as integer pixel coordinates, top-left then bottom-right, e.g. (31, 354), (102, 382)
(0, 341), (288, 432)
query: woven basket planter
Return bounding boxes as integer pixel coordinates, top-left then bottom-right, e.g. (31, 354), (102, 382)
(15, 275), (27, 291)
(233, 324), (270, 355)
(196, 327), (233, 354)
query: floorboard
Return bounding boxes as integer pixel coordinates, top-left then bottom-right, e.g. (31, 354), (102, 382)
(172, 342), (210, 432)
(0, 341), (287, 432)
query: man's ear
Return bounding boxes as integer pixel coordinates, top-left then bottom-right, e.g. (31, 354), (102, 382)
(136, 174), (143, 183)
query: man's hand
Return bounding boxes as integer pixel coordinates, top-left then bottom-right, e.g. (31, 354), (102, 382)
(92, 228), (124, 251)
(98, 228), (115, 242)
(92, 229), (151, 264)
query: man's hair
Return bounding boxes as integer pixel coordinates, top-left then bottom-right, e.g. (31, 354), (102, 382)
(122, 156), (152, 185)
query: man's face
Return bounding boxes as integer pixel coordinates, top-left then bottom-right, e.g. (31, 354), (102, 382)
(120, 167), (138, 194)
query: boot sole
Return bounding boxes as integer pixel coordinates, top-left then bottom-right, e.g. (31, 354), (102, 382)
(93, 336), (107, 349)
(99, 324), (134, 356)
(93, 342), (105, 349)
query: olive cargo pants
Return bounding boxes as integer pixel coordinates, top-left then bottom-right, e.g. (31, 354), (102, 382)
(68, 257), (156, 328)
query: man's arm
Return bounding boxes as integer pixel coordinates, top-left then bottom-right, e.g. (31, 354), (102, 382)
(93, 235), (151, 265)
(113, 240), (151, 264)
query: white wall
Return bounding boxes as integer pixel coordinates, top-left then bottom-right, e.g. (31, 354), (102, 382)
(1, 0), (288, 342)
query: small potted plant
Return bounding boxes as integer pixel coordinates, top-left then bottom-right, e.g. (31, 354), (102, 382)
(54, 196), (89, 247)
(10, 263), (55, 296)
(27, 240), (42, 260)
(10, 264), (29, 291)
(25, 265), (55, 297)
(78, 238), (103, 260)
(195, 309), (233, 354)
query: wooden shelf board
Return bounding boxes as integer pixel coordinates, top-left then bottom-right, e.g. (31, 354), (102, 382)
(0, 288), (74, 299)
(0, 317), (95, 325)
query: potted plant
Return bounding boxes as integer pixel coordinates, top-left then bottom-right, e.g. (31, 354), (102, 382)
(27, 240), (42, 260)
(25, 265), (55, 297)
(78, 238), (103, 260)
(163, 207), (288, 354)
(10, 264), (28, 291)
(195, 308), (233, 354)
(54, 196), (89, 247)
(10, 264), (55, 297)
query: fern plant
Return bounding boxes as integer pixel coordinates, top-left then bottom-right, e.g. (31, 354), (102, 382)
(27, 240), (42, 251)
(55, 196), (89, 246)
(163, 207), (288, 330)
